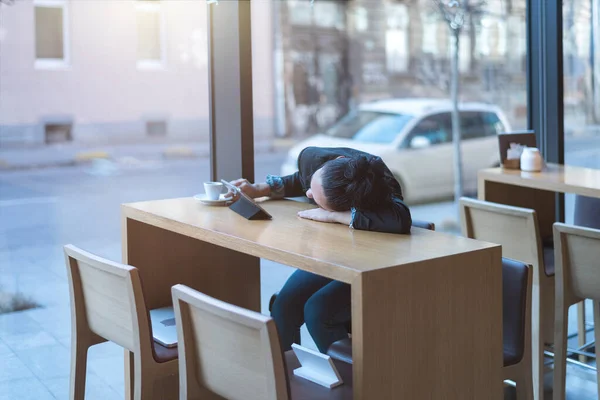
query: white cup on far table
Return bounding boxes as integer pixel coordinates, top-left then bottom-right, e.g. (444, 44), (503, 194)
(203, 182), (224, 201)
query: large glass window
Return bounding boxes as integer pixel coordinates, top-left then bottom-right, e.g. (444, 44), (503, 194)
(269, 0), (528, 233)
(563, 0), (600, 171)
(563, 0), (599, 234)
(0, 0), (219, 397)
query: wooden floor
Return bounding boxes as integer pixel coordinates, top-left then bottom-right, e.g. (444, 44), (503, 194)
(504, 355), (597, 399)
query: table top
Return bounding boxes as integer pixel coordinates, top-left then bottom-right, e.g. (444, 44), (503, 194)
(122, 198), (498, 283)
(479, 163), (600, 198)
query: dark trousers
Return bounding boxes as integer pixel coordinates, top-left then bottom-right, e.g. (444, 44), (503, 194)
(270, 269), (351, 353)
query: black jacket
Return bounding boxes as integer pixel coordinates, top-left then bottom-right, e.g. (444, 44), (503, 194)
(280, 147), (412, 234)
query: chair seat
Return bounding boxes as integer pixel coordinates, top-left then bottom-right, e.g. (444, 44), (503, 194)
(285, 350), (352, 399)
(327, 339), (353, 365)
(411, 220), (435, 231)
(153, 340), (178, 363)
(503, 346), (523, 367)
(543, 244), (555, 276)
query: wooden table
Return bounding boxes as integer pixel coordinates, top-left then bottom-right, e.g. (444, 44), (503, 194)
(121, 198), (502, 400)
(478, 163), (600, 241)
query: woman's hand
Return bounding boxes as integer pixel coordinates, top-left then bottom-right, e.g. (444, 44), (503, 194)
(297, 208), (352, 225)
(223, 179), (271, 199)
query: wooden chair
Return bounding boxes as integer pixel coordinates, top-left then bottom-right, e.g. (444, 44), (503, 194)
(171, 284), (353, 400)
(327, 258), (534, 399)
(459, 197), (553, 400)
(64, 245), (178, 400)
(572, 195), (600, 363)
(503, 258), (534, 400)
(552, 223), (600, 400)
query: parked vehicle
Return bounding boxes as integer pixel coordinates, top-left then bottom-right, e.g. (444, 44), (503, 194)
(281, 98), (512, 204)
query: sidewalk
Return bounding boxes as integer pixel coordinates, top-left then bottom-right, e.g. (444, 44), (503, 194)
(0, 138), (283, 171)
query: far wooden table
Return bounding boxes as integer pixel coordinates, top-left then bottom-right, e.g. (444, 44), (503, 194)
(121, 198), (503, 400)
(478, 163), (600, 242)
(478, 163), (600, 371)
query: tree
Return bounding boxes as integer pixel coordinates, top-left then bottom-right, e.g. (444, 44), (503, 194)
(431, 0), (486, 213)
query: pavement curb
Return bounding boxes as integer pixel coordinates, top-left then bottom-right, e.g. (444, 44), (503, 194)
(162, 146), (198, 159)
(74, 151), (110, 163)
(0, 139), (288, 171)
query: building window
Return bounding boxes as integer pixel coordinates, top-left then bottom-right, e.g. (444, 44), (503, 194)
(34, 0), (69, 69)
(386, 4), (409, 73)
(136, 0), (165, 69)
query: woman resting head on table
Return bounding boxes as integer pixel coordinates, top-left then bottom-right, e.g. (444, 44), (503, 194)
(226, 146), (412, 353)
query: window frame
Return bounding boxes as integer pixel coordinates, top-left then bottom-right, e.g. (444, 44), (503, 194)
(528, 0), (565, 221)
(33, 0), (70, 70)
(135, 0), (167, 70)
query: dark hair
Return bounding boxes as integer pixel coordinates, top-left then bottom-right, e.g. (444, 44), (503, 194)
(320, 155), (394, 211)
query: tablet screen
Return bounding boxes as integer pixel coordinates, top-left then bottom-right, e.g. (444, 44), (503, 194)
(220, 179), (273, 219)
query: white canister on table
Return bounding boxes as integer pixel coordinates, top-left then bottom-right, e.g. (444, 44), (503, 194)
(520, 147), (543, 172)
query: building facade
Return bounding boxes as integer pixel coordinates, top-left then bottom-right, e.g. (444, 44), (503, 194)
(0, 0), (275, 147)
(276, 0), (532, 138)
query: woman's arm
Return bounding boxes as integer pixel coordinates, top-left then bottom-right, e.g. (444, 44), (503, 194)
(268, 172), (305, 198)
(351, 197), (412, 234)
(225, 171), (306, 200)
(296, 208), (352, 225)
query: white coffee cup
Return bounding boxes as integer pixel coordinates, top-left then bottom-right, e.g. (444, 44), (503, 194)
(204, 182), (224, 201)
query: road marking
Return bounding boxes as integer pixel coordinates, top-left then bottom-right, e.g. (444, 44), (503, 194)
(0, 197), (59, 207)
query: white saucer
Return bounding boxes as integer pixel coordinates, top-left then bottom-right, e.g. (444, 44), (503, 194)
(193, 193), (232, 206)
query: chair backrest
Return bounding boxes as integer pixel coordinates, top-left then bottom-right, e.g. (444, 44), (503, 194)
(172, 284), (289, 400)
(460, 197), (545, 275)
(553, 223), (600, 302)
(574, 195), (600, 229)
(502, 258), (532, 365)
(64, 244), (151, 353)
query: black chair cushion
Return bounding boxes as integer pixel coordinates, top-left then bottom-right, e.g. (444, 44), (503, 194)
(543, 244), (555, 277)
(574, 195), (600, 229)
(411, 220), (436, 231)
(502, 258), (529, 367)
(152, 340), (178, 363)
(327, 338), (353, 365)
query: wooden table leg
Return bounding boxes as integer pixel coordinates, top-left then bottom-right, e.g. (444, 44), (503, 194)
(351, 246), (503, 400)
(122, 217), (261, 399)
(577, 301), (587, 363)
(124, 350), (134, 400)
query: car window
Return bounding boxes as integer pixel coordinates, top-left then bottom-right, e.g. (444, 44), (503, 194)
(326, 110), (413, 144)
(405, 113), (451, 147)
(461, 111), (505, 140)
(460, 112), (486, 140)
(482, 112), (505, 136)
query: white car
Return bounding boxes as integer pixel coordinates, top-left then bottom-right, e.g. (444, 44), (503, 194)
(281, 98), (511, 204)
